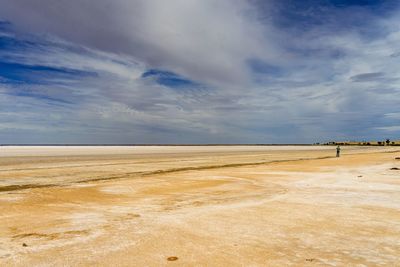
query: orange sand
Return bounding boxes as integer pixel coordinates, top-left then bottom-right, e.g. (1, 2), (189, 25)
(0, 146), (399, 266)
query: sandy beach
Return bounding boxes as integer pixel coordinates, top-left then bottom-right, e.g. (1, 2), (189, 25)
(0, 145), (399, 266)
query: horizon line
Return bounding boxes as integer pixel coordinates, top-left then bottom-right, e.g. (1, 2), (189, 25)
(0, 143), (316, 146)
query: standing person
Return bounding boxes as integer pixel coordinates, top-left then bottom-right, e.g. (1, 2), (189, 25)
(336, 145), (341, 157)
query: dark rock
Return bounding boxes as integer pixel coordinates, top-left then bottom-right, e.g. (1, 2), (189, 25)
(22, 243), (28, 247)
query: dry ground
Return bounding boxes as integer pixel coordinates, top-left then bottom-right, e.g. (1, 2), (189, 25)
(0, 146), (399, 266)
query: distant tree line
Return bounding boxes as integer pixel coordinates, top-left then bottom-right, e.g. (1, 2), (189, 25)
(320, 139), (400, 146)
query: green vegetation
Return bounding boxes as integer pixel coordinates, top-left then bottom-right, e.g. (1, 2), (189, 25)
(323, 139), (400, 146)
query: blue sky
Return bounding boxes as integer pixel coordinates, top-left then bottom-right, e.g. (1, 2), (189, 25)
(0, 0), (399, 144)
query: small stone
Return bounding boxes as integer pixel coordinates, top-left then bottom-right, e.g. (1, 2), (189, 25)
(22, 243), (28, 247)
(167, 256), (178, 261)
(390, 167), (400, 170)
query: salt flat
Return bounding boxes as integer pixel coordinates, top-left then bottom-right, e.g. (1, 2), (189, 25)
(0, 146), (399, 266)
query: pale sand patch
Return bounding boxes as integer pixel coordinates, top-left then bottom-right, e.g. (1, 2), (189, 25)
(0, 145), (341, 157)
(99, 185), (136, 194)
(0, 193), (25, 202)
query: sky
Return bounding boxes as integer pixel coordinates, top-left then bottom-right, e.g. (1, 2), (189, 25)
(0, 0), (399, 144)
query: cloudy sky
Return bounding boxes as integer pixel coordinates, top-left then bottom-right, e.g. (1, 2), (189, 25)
(0, 0), (399, 144)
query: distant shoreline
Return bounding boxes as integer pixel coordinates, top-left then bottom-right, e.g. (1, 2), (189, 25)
(1, 144), (398, 147)
(0, 144), (315, 146)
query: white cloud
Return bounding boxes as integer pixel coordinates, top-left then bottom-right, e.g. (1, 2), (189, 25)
(0, 0), (283, 88)
(375, 126), (400, 132)
(0, 0), (400, 143)
(384, 113), (400, 119)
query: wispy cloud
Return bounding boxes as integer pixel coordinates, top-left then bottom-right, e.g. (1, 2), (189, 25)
(375, 126), (400, 132)
(350, 72), (384, 82)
